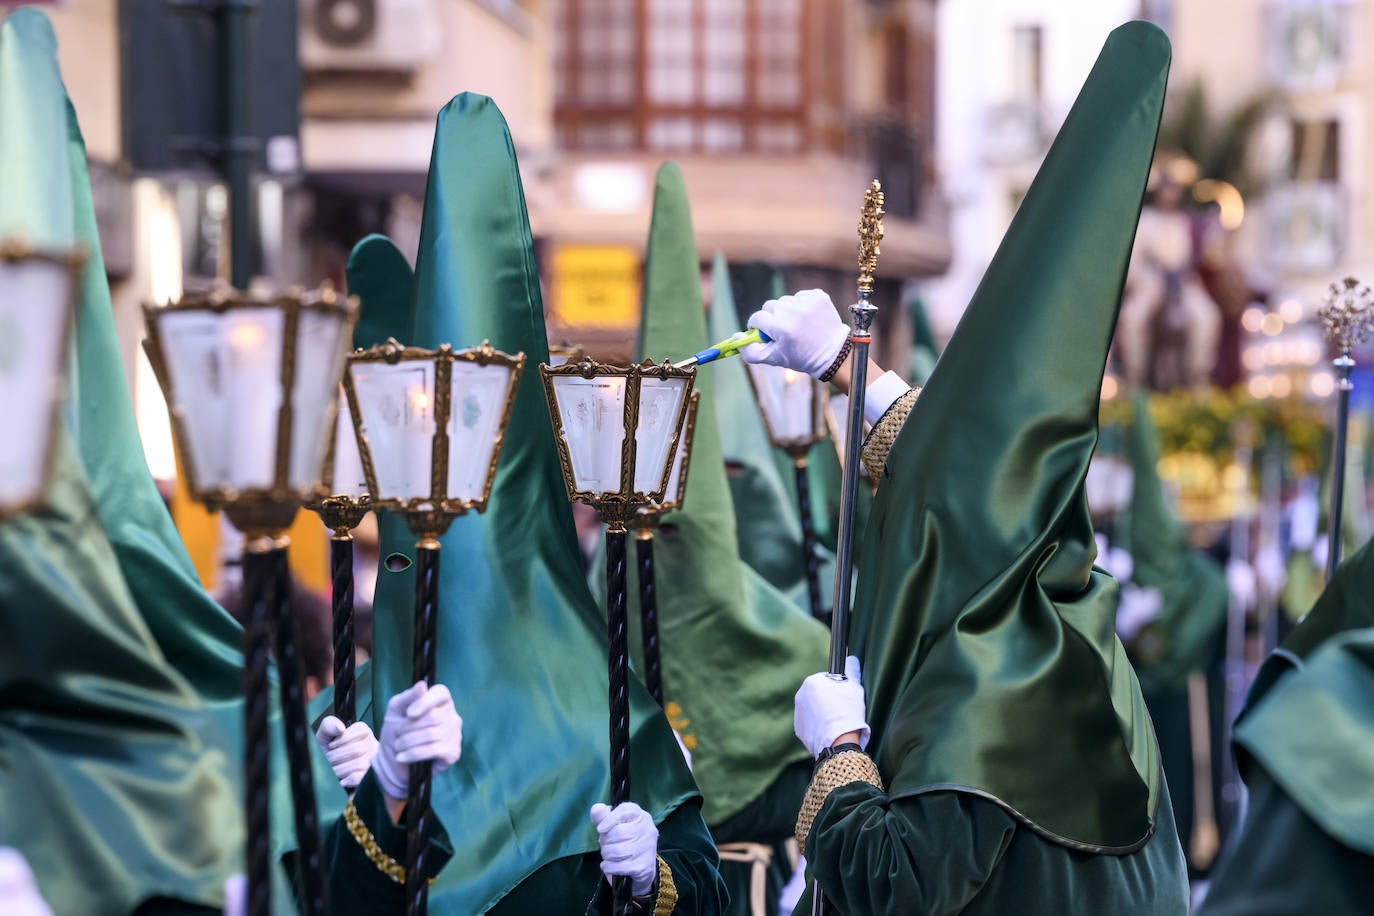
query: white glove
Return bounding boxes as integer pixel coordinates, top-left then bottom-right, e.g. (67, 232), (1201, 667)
(794, 655), (870, 758)
(590, 802), (659, 896)
(223, 874), (245, 916)
(742, 290), (850, 379)
(1116, 584), (1163, 642)
(0, 848), (52, 916)
(1227, 558), (1257, 612)
(372, 681), (463, 800)
(315, 715), (379, 789)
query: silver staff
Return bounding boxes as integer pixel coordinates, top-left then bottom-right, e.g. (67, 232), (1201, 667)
(1317, 277), (1374, 581)
(814, 180), (883, 916)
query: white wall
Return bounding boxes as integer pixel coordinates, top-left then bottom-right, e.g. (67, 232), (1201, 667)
(926, 0), (1141, 341)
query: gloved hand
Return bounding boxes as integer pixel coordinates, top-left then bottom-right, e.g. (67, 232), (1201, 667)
(223, 874), (245, 916)
(372, 681), (463, 800)
(1227, 558), (1257, 613)
(1116, 584), (1163, 642)
(742, 289), (849, 379)
(794, 655), (870, 758)
(590, 802), (659, 896)
(0, 848), (53, 916)
(315, 715), (379, 789)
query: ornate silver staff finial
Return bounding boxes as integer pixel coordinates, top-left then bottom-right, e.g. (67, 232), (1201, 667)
(1318, 277), (1374, 353)
(857, 180), (885, 297)
(1316, 276), (1372, 581)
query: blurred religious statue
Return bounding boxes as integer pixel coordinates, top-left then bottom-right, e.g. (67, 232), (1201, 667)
(1117, 157), (1224, 391)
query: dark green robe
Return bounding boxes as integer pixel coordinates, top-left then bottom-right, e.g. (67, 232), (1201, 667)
(711, 762), (811, 915)
(801, 780), (1187, 915)
(1196, 772), (1368, 915)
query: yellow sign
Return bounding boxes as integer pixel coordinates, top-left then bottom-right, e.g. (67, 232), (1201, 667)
(550, 244), (641, 330)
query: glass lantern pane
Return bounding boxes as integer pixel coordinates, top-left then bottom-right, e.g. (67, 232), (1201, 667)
(663, 430), (688, 506)
(446, 360), (515, 502)
(0, 257), (72, 509)
(331, 387), (369, 498)
(348, 359), (436, 502)
(157, 306), (284, 493)
(633, 376), (687, 495)
(288, 307), (349, 490)
(550, 374), (626, 493)
(748, 363), (817, 444)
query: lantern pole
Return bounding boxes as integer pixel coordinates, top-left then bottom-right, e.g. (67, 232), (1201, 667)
(315, 496), (370, 724)
(791, 450), (825, 623)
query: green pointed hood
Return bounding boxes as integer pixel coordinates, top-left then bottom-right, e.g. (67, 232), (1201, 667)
(1241, 536), (1374, 728)
(348, 234), (415, 350)
(0, 9), (341, 860)
(0, 435), (246, 916)
(853, 22), (1170, 853)
(368, 95), (696, 914)
(634, 164), (827, 826)
(1124, 390), (1228, 693)
(1233, 619), (1374, 855)
(705, 252), (835, 610)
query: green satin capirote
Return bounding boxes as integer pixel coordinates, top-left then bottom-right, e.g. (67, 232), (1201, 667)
(632, 164), (826, 827)
(852, 22), (1170, 853)
(1123, 390), (1229, 694)
(363, 95), (699, 915)
(0, 436), (244, 916)
(1240, 536), (1374, 728)
(0, 8), (342, 860)
(704, 252), (837, 613)
(1233, 626), (1374, 856)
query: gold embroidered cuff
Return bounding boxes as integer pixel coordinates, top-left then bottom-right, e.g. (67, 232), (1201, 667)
(653, 854), (678, 916)
(795, 750), (885, 857)
(860, 387), (920, 481)
(344, 797), (434, 887)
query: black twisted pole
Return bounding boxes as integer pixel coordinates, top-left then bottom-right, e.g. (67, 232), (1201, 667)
(606, 525), (633, 916)
(240, 543), (275, 916)
(331, 535), (356, 724)
(406, 541), (441, 916)
(635, 529), (663, 707)
(793, 456), (826, 623)
(269, 545), (331, 916)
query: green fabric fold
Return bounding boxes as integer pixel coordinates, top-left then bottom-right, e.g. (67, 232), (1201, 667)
(0, 436), (243, 916)
(365, 94), (697, 914)
(633, 163), (827, 826)
(1234, 622), (1374, 856)
(704, 252), (836, 611)
(1123, 390), (1229, 694)
(853, 22), (1171, 853)
(0, 7), (341, 860)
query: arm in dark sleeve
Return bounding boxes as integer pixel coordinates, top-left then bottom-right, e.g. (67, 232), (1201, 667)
(1197, 771), (1372, 916)
(322, 769), (454, 913)
(806, 783), (1016, 916)
(590, 801), (728, 915)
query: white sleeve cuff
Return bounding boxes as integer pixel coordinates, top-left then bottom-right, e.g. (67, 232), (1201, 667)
(864, 371), (910, 426)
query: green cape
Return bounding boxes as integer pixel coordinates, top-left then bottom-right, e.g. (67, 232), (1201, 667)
(1234, 622), (1374, 855)
(633, 163), (827, 826)
(366, 95), (698, 914)
(852, 22), (1170, 853)
(704, 252), (836, 611)
(0, 8), (340, 860)
(1123, 390), (1229, 694)
(1240, 536), (1374, 729)
(0, 438), (247, 916)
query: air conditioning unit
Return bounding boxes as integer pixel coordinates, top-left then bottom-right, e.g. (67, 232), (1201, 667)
(301, 0), (442, 73)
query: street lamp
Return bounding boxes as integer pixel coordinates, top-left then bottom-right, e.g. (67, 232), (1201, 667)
(0, 240), (81, 519)
(311, 390), (372, 725)
(344, 337), (524, 916)
(540, 357), (695, 916)
(630, 391), (699, 707)
(143, 283), (357, 916)
(746, 363), (828, 621)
